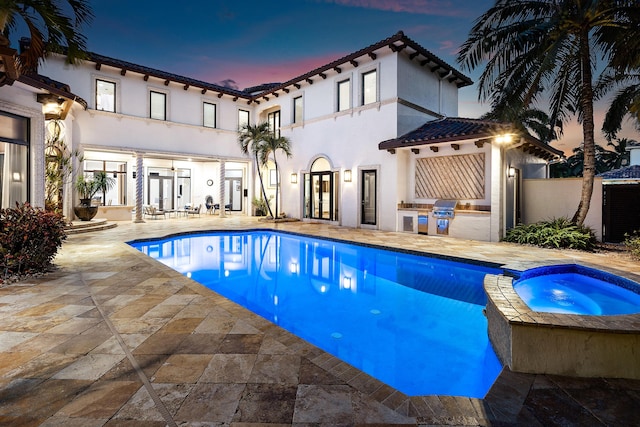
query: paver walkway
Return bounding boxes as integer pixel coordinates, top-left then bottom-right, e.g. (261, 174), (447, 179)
(0, 215), (639, 426)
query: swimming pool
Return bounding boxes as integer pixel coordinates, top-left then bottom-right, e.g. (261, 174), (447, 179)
(129, 230), (503, 397)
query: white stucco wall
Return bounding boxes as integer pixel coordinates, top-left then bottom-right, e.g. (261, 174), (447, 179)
(522, 177), (603, 240)
(0, 82), (46, 209)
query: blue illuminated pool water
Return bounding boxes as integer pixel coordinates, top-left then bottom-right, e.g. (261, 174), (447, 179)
(514, 264), (640, 315)
(129, 230), (502, 397)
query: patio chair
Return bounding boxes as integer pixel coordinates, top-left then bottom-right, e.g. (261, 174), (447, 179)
(205, 195), (214, 214)
(186, 204), (202, 217)
(213, 203), (231, 214)
(144, 205), (166, 219)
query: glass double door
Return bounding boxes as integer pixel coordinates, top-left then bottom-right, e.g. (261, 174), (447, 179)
(311, 171), (333, 220)
(148, 174), (173, 210)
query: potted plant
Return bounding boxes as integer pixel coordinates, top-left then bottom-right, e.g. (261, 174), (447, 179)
(252, 196), (272, 217)
(73, 171), (115, 221)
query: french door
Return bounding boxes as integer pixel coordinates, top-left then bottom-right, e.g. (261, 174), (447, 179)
(148, 173), (173, 211)
(361, 169), (377, 225)
(310, 171), (333, 220)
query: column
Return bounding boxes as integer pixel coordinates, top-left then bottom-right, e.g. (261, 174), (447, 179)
(134, 152), (144, 223)
(219, 160), (226, 218)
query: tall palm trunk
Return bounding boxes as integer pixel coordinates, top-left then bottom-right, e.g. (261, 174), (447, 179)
(572, 31), (596, 226)
(273, 153), (279, 219)
(254, 152), (274, 218)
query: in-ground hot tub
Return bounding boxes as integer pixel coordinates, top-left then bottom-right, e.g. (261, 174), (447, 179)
(513, 264), (640, 316)
(484, 264), (640, 380)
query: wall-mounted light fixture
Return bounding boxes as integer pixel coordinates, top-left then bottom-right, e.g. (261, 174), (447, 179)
(12, 172), (21, 182)
(290, 173), (298, 184)
(495, 134), (513, 144)
(344, 169), (352, 182)
(37, 93), (69, 120)
(508, 166), (516, 177)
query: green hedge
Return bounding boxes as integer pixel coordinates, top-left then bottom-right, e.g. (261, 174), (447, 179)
(0, 203), (67, 281)
(503, 217), (596, 251)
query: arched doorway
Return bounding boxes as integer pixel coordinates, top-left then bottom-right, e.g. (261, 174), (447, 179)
(304, 157), (338, 221)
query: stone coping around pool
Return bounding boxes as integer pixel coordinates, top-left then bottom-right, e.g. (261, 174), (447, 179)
(484, 270), (640, 380)
(126, 227), (504, 271)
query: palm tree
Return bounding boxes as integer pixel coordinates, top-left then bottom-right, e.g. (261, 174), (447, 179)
(457, 0), (638, 226)
(600, 72), (640, 138)
(481, 100), (561, 144)
(257, 135), (292, 220)
(602, 137), (634, 170)
(238, 122), (274, 218)
(0, 0), (93, 75)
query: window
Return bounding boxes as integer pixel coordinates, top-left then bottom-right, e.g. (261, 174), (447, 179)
(0, 112), (29, 208)
(203, 102), (216, 128)
(293, 96), (303, 123)
(268, 110), (281, 137)
(96, 79), (116, 112)
(238, 109), (250, 129)
(150, 91), (166, 120)
(337, 79), (351, 112)
(362, 70), (377, 105)
(83, 159), (128, 206)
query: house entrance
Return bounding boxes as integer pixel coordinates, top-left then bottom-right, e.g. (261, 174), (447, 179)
(304, 157), (338, 221)
(148, 172), (173, 211)
(361, 169), (377, 225)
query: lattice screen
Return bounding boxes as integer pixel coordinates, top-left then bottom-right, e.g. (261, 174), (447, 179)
(415, 153), (485, 199)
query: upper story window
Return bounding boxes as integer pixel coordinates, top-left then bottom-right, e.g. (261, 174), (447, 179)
(238, 109), (250, 129)
(203, 102), (216, 128)
(268, 110), (281, 137)
(96, 79), (116, 112)
(293, 96), (303, 124)
(337, 79), (351, 112)
(150, 91), (166, 120)
(362, 70), (377, 105)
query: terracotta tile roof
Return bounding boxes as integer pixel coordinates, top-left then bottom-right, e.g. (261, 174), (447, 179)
(379, 117), (563, 161)
(18, 72), (88, 109)
(598, 165), (640, 180)
(88, 52), (251, 99)
(253, 31), (472, 100)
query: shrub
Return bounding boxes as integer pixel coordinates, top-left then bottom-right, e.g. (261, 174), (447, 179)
(624, 232), (640, 259)
(503, 217), (596, 251)
(0, 203), (67, 281)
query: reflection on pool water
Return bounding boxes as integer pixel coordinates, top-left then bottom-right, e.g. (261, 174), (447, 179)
(514, 265), (640, 315)
(130, 230), (502, 397)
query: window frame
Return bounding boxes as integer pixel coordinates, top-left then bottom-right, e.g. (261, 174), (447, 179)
(337, 78), (351, 112)
(95, 78), (116, 112)
(149, 90), (167, 121)
(293, 96), (303, 124)
(203, 101), (217, 128)
(238, 109), (250, 129)
(361, 69), (378, 105)
(268, 110), (281, 137)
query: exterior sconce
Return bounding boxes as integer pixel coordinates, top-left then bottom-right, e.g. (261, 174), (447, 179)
(37, 93), (69, 120)
(495, 134), (513, 144)
(344, 169), (352, 182)
(290, 173), (298, 184)
(508, 166), (516, 177)
(12, 172), (21, 182)
(132, 171), (137, 179)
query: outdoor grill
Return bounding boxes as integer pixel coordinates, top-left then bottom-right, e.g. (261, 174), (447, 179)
(432, 199), (458, 235)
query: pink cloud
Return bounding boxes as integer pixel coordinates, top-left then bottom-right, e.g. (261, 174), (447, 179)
(192, 52), (350, 90)
(321, 0), (471, 17)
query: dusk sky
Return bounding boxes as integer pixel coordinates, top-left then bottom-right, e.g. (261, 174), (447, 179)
(67, 1), (637, 153)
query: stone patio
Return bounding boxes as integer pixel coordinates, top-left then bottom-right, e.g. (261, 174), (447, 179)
(0, 215), (639, 426)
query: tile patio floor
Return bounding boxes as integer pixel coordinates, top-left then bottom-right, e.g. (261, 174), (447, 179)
(1, 214), (639, 426)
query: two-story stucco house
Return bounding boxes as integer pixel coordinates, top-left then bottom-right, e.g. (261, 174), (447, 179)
(0, 31), (561, 241)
